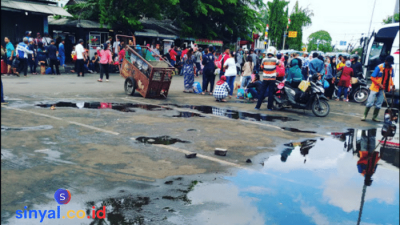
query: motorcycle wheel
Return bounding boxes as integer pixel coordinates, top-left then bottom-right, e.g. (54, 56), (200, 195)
(312, 99), (330, 117)
(273, 99), (283, 110)
(352, 88), (369, 103)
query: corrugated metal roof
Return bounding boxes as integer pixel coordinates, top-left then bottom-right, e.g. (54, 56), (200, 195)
(1, 0), (72, 17)
(48, 16), (107, 29)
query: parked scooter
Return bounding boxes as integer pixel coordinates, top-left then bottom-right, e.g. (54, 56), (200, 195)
(273, 75), (330, 117)
(333, 72), (369, 103)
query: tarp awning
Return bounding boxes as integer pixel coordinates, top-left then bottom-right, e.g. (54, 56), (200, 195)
(195, 39), (223, 46)
(134, 31), (177, 40)
(49, 17), (107, 29)
(1, 0), (72, 17)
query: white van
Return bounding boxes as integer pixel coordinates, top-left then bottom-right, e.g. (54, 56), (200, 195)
(362, 23), (399, 105)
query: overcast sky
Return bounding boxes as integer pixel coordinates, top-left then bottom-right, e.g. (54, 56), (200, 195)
(264, 0), (398, 49)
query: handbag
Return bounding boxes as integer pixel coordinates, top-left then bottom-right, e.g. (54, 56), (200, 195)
(351, 77), (358, 84)
(324, 79), (330, 89)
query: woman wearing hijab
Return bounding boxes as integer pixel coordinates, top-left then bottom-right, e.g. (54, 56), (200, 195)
(287, 58), (303, 87)
(324, 57), (335, 99)
(213, 75), (230, 102)
(336, 60), (354, 101)
(97, 43), (113, 82)
(183, 48), (196, 93)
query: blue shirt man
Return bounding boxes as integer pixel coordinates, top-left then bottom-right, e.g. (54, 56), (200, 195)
(58, 40), (66, 67)
(309, 53), (324, 76)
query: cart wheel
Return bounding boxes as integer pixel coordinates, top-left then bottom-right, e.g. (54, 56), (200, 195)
(124, 77), (136, 96)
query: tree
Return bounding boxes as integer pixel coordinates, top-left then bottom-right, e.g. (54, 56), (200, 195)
(383, 13), (399, 24)
(65, 0), (265, 42)
(307, 30), (332, 52)
(267, 0), (289, 48)
(163, 0), (265, 42)
(286, 1), (313, 50)
(65, 0), (179, 32)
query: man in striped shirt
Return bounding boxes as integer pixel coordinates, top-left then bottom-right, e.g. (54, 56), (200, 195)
(255, 46), (280, 111)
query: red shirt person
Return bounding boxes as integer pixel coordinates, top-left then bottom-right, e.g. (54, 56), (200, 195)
(169, 47), (178, 66)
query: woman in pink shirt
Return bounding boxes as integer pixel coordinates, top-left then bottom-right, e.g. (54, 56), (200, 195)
(97, 43), (113, 82)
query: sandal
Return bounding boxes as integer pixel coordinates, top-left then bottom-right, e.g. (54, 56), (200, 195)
(209, 92), (213, 95)
(201, 92), (205, 95)
(221, 99), (227, 102)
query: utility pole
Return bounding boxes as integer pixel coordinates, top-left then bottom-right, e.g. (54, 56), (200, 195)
(282, 31), (287, 50)
(282, 18), (290, 50)
(394, 0), (399, 23)
(367, 0), (377, 37)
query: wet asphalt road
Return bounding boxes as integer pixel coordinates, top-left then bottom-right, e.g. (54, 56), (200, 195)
(1, 73), (399, 225)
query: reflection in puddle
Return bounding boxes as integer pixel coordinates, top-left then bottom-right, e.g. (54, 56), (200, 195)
(162, 104), (297, 122)
(36, 102), (172, 112)
(170, 112), (205, 118)
(281, 127), (316, 134)
(136, 136), (190, 145)
(1, 125), (53, 132)
(169, 126), (399, 225)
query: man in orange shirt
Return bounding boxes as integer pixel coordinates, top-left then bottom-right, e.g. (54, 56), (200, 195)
(362, 56), (395, 122)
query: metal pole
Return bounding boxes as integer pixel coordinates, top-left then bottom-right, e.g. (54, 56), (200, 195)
(367, 0), (377, 37)
(357, 184), (367, 225)
(394, 0), (399, 23)
(282, 31), (287, 50)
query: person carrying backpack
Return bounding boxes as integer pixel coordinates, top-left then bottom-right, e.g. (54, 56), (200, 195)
(287, 58), (303, 87)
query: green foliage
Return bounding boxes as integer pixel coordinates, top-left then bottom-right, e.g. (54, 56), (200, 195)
(286, 1), (313, 50)
(383, 13), (399, 24)
(164, 0), (265, 41)
(64, 0), (265, 42)
(267, 0), (289, 48)
(307, 30), (332, 52)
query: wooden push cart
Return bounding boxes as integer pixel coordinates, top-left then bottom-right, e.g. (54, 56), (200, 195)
(117, 35), (176, 98)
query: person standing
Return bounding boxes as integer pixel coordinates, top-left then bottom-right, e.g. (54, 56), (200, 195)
(241, 56), (253, 88)
(350, 54), (362, 77)
(47, 40), (60, 75)
(194, 48), (202, 76)
(97, 44), (112, 82)
(309, 52), (324, 77)
(361, 56), (395, 122)
(27, 39), (37, 75)
(75, 39), (85, 77)
(324, 57), (335, 99)
(201, 46), (215, 95)
(255, 46), (280, 111)
(169, 46), (178, 67)
(219, 48), (230, 78)
(58, 39), (66, 69)
(4, 37), (15, 75)
(36, 42), (48, 74)
(223, 50), (237, 99)
(276, 53), (286, 81)
(235, 49), (243, 76)
(183, 49), (196, 93)
(112, 37), (120, 58)
(16, 37), (33, 77)
(337, 56), (346, 70)
(336, 61), (353, 101)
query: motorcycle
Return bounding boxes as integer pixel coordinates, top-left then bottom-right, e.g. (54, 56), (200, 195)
(273, 79), (330, 117)
(333, 72), (369, 103)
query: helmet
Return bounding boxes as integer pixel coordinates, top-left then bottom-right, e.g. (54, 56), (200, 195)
(266, 46), (277, 56)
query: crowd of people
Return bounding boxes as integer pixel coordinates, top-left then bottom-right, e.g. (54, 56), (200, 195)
(0, 33), (127, 81)
(170, 44), (395, 117)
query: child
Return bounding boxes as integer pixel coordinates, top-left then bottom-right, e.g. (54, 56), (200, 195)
(213, 75), (230, 102)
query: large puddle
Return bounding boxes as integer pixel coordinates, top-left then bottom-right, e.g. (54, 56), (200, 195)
(166, 126), (399, 225)
(162, 104), (298, 122)
(36, 102), (172, 112)
(3, 126), (398, 225)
